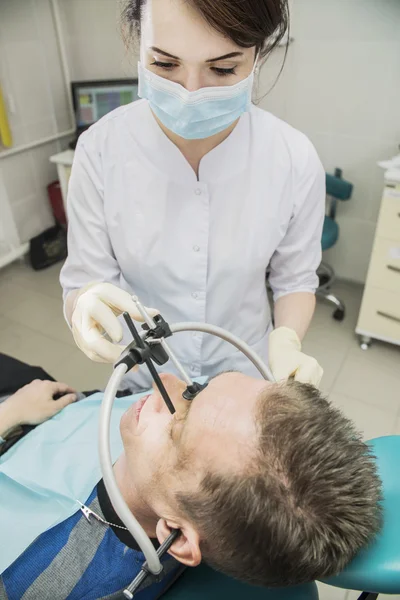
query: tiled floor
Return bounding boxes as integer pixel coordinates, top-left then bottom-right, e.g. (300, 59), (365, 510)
(1, 259), (400, 600)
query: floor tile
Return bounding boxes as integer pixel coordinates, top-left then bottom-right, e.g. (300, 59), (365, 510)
(332, 346), (400, 413)
(310, 281), (364, 352)
(0, 280), (27, 313)
(2, 260), (64, 300)
(0, 321), (72, 375)
(2, 289), (75, 346)
(40, 312), (76, 347)
(50, 348), (113, 391)
(329, 392), (397, 441)
(302, 337), (347, 394)
(316, 582), (347, 600)
(0, 315), (11, 331)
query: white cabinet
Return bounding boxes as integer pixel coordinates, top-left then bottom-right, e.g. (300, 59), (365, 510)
(356, 180), (400, 348)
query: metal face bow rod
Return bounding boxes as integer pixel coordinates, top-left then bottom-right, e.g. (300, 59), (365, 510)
(123, 312), (176, 415)
(123, 529), (181, 599)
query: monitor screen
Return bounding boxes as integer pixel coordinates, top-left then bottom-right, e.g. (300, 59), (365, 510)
(72, 80), (139, 129)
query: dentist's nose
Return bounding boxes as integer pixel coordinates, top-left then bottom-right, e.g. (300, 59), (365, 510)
(181, 70), (203, 92)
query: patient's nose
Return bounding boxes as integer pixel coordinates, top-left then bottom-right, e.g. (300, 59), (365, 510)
(152, 373), (190, 414)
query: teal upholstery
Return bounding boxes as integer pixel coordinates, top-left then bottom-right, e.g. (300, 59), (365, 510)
(326, 173), (353, 201)
(323, 436), (400, 595)
(163, 563), (319, 600)
(322, 216), (339, 251)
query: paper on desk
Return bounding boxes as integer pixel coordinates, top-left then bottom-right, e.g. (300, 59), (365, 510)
(378, 155), (400, 170)
(377, 155), (400, 183)
(384, 171), (400, 186)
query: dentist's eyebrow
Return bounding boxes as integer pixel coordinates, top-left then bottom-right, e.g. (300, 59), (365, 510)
(150, 46), (180, 60)
(150, 48), (244, 63)
(206, 52), (243, 63)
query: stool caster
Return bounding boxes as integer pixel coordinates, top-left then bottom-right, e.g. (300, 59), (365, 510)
(359, 335), (372, 351)
(333, 308), (345, 321)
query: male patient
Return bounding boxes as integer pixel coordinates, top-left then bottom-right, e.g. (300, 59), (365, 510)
(0, 370), (381, 600)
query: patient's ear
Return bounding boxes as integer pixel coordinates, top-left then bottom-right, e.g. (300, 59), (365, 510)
(156, 518), (201, 567)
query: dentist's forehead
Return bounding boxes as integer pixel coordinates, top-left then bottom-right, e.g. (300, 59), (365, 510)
(140, 0), (238, 59)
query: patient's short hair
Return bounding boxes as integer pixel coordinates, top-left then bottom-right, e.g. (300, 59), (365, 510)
(177, 381), (382, 587)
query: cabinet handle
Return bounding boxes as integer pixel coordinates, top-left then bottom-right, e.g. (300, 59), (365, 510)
(387, 265), (400, 274)
(377, 310), (400, 324)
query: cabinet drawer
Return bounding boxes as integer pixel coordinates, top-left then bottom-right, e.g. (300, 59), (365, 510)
(376, 192), (400, 242)
(367, 237), (400, 293)
(357, 287), (400, 342)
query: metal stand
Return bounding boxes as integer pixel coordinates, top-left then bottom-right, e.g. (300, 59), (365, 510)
(316, 289), (346, 321)
(316, 262), (346, 321)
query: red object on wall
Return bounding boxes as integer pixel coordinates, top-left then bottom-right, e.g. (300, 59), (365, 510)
(47, 180), (67, 226)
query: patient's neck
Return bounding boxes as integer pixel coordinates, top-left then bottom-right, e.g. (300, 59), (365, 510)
(113, 454), (159, 538)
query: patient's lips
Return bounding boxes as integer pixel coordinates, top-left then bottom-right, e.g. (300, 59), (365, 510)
(135, 395), (150, 424)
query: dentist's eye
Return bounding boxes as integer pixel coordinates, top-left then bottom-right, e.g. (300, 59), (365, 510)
(211, 67), (236, 77)
(151, 60), (177, 71)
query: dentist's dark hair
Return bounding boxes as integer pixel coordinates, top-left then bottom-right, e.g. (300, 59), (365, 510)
(122, 0), (289, 60)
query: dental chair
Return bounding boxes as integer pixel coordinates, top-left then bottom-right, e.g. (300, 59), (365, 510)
(163, 435), (400, 600)
(317, 168), (353, 321)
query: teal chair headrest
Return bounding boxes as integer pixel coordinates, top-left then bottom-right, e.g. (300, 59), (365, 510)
(326, 173), (353, 200)
(323, 435), (400, 595)
(163, 563), (319, 600)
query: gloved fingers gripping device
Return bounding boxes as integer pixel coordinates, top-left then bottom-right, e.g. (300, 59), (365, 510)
(99, 296), (274, 598)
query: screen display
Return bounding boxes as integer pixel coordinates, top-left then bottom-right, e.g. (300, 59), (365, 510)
(75, 83), (138, 127)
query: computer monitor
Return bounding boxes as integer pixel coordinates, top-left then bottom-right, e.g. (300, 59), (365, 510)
(71, 79), (139, 132)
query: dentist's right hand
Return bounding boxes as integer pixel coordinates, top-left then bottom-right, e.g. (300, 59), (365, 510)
(71, 282), (158, 363)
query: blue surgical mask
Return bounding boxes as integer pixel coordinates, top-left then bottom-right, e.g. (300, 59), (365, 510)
(138, 61), (255, 140)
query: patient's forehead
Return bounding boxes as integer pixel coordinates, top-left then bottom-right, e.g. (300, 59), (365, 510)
(181, 373), (270, 468)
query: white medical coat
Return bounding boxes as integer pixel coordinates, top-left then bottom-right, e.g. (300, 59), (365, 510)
(60, 100), (325, 390)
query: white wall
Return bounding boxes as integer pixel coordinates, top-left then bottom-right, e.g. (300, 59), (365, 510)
(0, 0), (73, 244)
(59, 0), (134, 81)
(259, 0), (400, 282)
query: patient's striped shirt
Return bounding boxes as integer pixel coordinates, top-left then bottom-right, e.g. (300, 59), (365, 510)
(0, 481), (183, 600)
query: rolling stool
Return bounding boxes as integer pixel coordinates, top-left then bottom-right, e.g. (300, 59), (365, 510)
(317, 168), (353, 321)
(163, 436), (399, 600)
(323, 435), (400, 599)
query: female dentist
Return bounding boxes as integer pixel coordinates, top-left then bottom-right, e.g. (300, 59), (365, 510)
(60, 0), (325, 391)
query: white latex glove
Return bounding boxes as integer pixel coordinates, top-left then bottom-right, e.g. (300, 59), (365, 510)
(268, 326), (323, 387)
(71, 282), (158, 363)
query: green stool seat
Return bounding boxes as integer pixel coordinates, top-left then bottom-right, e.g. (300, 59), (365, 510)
(323, 436), (400, 595)
(163, 563), (318, 599)
(322, 216), (339, 251)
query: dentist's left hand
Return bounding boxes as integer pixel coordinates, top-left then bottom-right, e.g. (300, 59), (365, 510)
(268, 326), (323, 387)
(71, 282), (158, 363)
